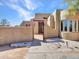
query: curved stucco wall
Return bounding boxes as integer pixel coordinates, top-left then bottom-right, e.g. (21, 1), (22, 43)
(61, 32), (79, 41)
(44, 12), (59, 39)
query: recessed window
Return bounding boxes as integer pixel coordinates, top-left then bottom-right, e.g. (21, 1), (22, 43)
(43, 17), (47, 19)
(26, 24), (30, 27)
(61, 20), (78, 32)
(74, 21), (76, 32)
(69, 21), (72, 32)
(64, 20), (68, 31)
(61, 21), (63, 31)
(78, 21), (79, 31)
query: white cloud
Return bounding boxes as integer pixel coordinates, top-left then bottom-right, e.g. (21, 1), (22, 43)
(9, 4), (34, 20)
(0, 0), (63, 20)
(20, 0), (44, 10)
(9, 0), (18, 4)
(2, 0), (34, 20)
(0, 2), (3, 6)
(21, 0), (37, 10)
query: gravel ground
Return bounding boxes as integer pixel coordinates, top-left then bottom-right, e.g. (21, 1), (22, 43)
(0, 38), (79, 59)
(0, 45), (28, 59)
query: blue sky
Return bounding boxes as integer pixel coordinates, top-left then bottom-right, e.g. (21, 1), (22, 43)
(0, 0), (68, 26)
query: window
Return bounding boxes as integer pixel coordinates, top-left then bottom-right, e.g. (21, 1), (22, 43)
(78, 21), (79, 32)
(64, 20), (68, 31)
(74, 21), (76, 32)
(26, 24), (30, 27)
(69, 21), (72, 32)
(61, 20), (78, 32)
(61, 21), (63, 31)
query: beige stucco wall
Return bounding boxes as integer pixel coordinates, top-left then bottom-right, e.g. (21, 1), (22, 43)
(60, 10), (79, 41)
(44, 10), (61, 38)
(44, 19), (58, 38)
(61, 32), (79, 41)
(33, 13), (50, 35)
(0, 26), (33, 45)
(34, 21), (39, 34)
(33, 11), (61, 39)
(35, 13), (50, 19)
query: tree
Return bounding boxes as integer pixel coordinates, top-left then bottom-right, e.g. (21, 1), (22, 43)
(0, 19), (10, 26)
(65, 0), (79, 15)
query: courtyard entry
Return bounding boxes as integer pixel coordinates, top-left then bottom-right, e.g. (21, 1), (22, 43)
(38, 21), (44, 34)
(34, 20), (44, 40)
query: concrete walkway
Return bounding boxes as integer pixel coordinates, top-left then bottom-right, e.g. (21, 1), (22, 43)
(24, 46), (79, 59)
(24, 38), (79, 59)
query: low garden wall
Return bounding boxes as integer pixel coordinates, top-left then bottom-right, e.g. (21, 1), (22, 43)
(0, 26), (33, 45)
(61, 32), (79, 41)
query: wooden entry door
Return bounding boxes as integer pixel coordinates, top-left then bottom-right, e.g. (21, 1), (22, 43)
(38, 21), (44, 34)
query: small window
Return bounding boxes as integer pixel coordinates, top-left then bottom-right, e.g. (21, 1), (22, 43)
(26, 24), (30, 26)
(43, 17), (47, 19)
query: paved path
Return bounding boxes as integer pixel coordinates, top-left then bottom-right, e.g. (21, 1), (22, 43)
(25, 52), (79, 59)
(24, 45), (79, 59)
(24, 38), (79, 59)
(24, 46), (79, 59)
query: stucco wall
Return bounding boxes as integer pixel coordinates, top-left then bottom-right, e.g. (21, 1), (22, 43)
(35, 13), (50, 19)
(60, 10), (79, 41)
(33, 10), (60, 39)
(44, 10), (61, 39)
(0, 26), (33, 45)
(61, 32), (79, 41)
(34, 22), (39, 34)
(44, 19), (58, 39)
